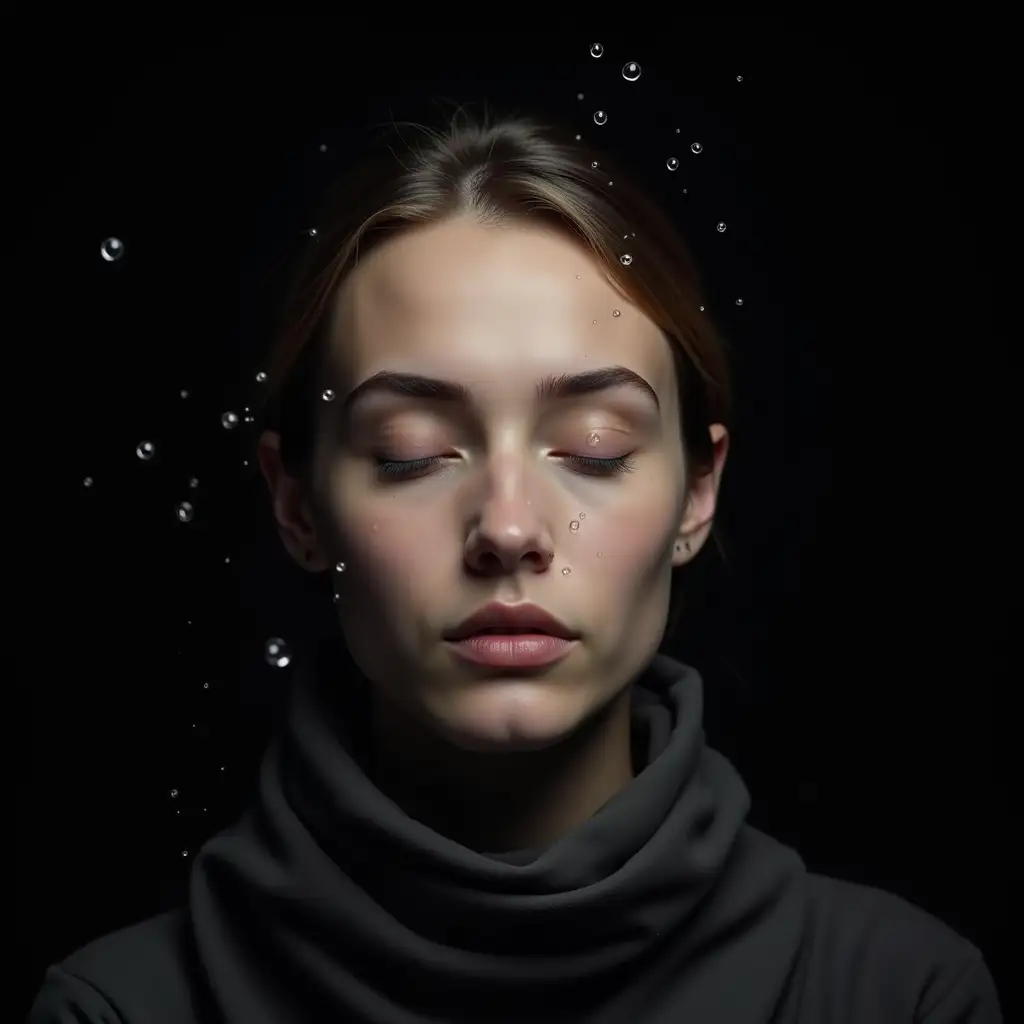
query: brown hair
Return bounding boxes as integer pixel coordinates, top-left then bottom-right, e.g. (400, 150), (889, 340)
(257, 105), (733, 641)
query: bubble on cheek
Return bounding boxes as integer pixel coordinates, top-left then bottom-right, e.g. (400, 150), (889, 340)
(578, 512), (587, 520)
(561, 567), (572, 576)
(596, 551), (602, 558)
(569, 519), (580, 533)
(586, 432), (600, 447)
(612, 309), (621, 318)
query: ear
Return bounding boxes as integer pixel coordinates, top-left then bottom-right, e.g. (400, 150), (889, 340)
(256, 430), (330, 572)
(672, 423), (730, 567)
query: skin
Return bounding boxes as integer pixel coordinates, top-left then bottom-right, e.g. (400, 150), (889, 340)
(258, 216), (728, 852)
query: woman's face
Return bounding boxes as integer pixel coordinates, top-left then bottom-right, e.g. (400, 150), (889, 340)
(269, 216), (725, 753)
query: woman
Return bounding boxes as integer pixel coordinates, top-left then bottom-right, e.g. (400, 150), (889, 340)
(29, 109), (1001, 1023)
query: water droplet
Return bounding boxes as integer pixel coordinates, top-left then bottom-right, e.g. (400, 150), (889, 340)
(736, 297), (744, 306)
(736, 75), (744, 83)
(83, 476), (93, 488)
(716, 222), (727, 233)
(589, 42), (604, 58)
(593, 110), (608, 126)
(569, 519), (580, 532)
(203, 682), (209, 689)
(691, 142), (703, 154)
(170, 788), (179, 798)
(176, 501), (195, 523)
(622, 62), (641, 82)
(592, 319), (597, 324)
(308, 228), (318, 238)
(587, 431), (600, 447)
(591, 160), (600, 169)
(561, 567), (572, 576)
(322, 388), (336, 403)
(612, 309), (621, 317)
(596, 551), (603, 558)
(666, 157), (679, 171)
(335, 561), (346, 573)
(100, 237), (124, 262)
(182, 850), (189, 857)
(136, 441), (156, 461)
(221, 411), (239, 430)
(579, 512), (587, 520)
(619, 253), (633, 266)
(255, 370), (267, 383)
(264, 637), (292, 668)
(699, 305), (705, 312)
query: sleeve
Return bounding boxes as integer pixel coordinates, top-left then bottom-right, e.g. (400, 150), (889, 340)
(919, 952), (1003, 1023)
(26, 965), (125, 1024)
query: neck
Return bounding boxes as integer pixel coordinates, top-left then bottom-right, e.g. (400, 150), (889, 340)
(368, 687), (636, 853)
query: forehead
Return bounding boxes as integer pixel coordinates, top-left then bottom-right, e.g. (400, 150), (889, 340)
(328, 217), (677, 404)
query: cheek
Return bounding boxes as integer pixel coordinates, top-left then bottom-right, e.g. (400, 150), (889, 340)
(572, 491), (677, 579)
(342, 498), (451, 602)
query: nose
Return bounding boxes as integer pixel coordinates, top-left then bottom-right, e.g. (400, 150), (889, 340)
(463, 470), (555, 577)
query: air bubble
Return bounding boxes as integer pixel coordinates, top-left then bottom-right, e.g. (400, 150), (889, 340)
(717, 222), (727, 233)
(569, 520), (580, 533)
(83, 477), (93, 488)
(622, 62), (641, 82)
(593, 110), (608, 126)
(587, 432), (600, 447)
(100, 237), (124, 262)
(335, 561), (346, 573)
(265, 637), (292, 668)
(691, 142), (703, 154)
(666, 157), (679, 171)
(579, 512), (587, 519)
(612, 309), (621, 317)
(561, 567), (572, 576)
(255, 371), (267, 383)
(221, 411), (239, 430)
(176, 501), (194, 523)
(736, 297), (744, 306)
(322, 389), (336, 402)
(619, 253), (633, 266)
(136, 441), (155, 461)
(589, 42), (604, 58)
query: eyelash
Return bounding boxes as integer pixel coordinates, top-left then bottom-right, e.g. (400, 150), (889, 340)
(374, 453), (637, 480)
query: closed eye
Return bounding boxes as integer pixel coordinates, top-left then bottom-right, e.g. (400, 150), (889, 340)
(373, 452), (637, 481)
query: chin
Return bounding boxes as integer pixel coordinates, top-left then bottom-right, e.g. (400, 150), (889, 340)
(432, 683), (586, 754)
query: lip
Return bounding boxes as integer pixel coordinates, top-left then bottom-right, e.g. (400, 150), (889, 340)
(447, 633), (576, 669)
(445, 601), (578, 642)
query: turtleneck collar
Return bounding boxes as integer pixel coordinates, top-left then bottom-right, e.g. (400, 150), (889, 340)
(189, 637), (807, 1023)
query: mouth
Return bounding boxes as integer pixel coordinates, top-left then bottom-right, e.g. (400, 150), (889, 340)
(470, 627), (550, 635)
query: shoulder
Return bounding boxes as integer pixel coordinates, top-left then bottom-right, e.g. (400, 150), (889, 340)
(27, 909), (205, 1024)
(800, 872), (1002, 1022)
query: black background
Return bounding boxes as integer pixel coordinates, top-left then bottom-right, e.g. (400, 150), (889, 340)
(15, 17), (1011, 1019)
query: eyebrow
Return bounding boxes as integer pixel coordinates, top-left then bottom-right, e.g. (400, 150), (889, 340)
(341, 365), (661, 414)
